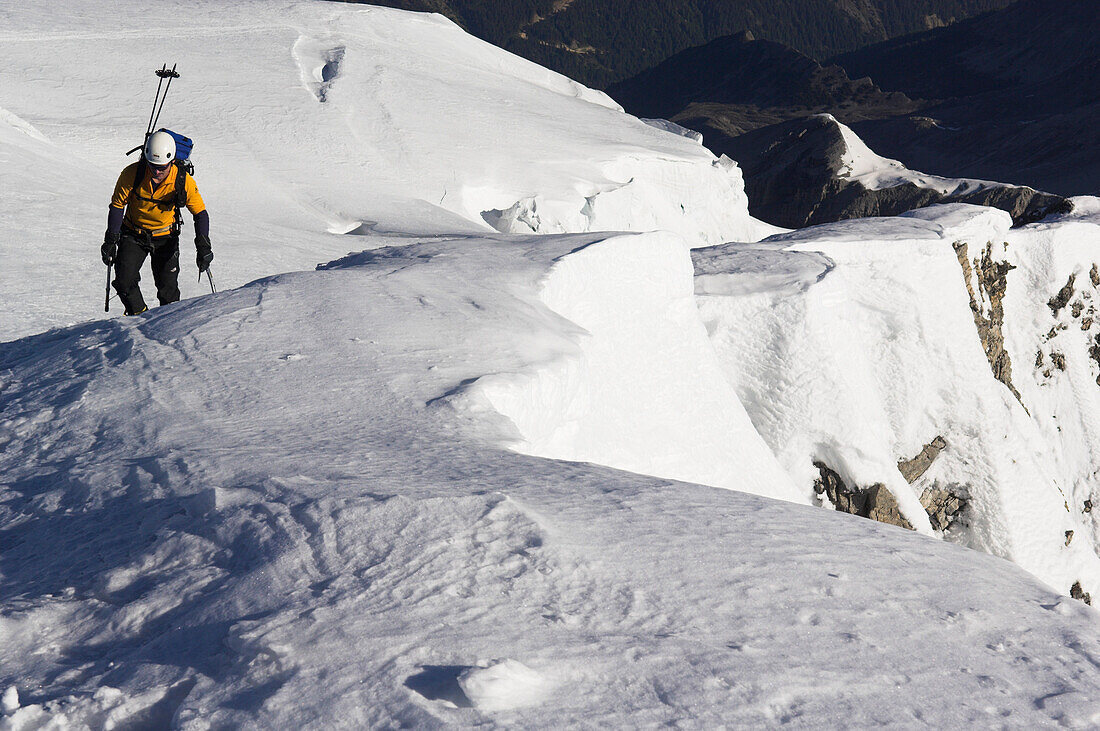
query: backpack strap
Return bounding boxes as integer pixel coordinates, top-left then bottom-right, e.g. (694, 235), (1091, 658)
(172, 162), (187, 232)
(127, 158), (148, 207)
(174, 162), (187, 210)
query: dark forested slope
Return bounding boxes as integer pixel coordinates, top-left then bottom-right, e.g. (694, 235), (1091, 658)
(832, 0), (1100, 195)
(606, 0), (1098, 198)
(346, 0), (1014, 87)
(605, 32), (920, 137)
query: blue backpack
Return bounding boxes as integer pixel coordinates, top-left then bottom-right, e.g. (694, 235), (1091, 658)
(158, 128), (194, 172)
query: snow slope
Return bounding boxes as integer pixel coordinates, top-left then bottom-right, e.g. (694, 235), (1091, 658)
(4, 0), (1100, 726)
(5, 234), (1100, 728)
(0, 0), (773, 343)
(695, 203), (1100, 596)
(833, 114), (1001, 195)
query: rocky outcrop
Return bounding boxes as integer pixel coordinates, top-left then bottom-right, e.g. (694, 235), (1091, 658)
(1035, 264), (1100, 386)
(814, 442), (968, 533)
(897, 435), (947, 483)
(813, 462), (913, 530)
(953, 241), (1023, 405)
(1048, 274), (1076, 315)
(715, 116), (1071, 229)
(1071, 581), (1092, 606)
(921, 485), (967, 533)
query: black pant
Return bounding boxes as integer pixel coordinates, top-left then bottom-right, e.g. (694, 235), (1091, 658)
(113, 231), (181, 315)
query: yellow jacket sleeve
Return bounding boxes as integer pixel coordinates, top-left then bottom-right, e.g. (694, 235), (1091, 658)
(184, 173), (206, 216)
(110, 163), (139, 209)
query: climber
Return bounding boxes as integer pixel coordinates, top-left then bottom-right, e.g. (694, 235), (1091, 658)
(101, 130), (211, 315)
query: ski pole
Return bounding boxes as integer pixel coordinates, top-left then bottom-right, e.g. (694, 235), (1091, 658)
(125, 63), (183, 156)
(144, 67), (167, 138)
(104, 263), (112, 312)
(146, 63), (179, 137)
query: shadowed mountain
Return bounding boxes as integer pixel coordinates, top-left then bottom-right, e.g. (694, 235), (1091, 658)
(832, 0), (1098, 101)
(832, 0), (1100, 196)
(606, 31), (921, 138)
(722, 115), (1071, 229)
(349, 0), (1015, 88)
(606, 0), (1097, 217)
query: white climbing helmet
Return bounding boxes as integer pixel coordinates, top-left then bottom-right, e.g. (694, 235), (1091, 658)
(144, 130), (176, 166)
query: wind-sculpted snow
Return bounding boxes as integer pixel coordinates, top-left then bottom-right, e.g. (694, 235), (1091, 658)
(0, 0), (772, 342)
(5, 234), (1100, 727)
(694, 203), (1100, 596)
(477, 231), (804, 502)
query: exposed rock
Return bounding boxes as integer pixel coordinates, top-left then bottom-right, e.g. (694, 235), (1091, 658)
(1066, 530), (1075, 546)
(813, 461), (914, 530)
(898, 435), (947, 483)
(809, 457), (972, 529)
(1092, 264), (1099, 288)
(1035, 349), (1044, 368)
(1071, 581), (1092, 606)
(1085, 499), (1093, 513)
(863, 484), (913, 528)
(713, 115), (1071, 229)
(1051, 352), (1067, 371)
(920, 485), (968, 533)
(815, 457), (969, 532)
(1082, 317), (1092, 331)
(952, 186), (1073, 228)
(954, 241), (1023, 404)
(1089, 334), (1100, 385)
(1072, 300), (1085, 318)
(1048, 274), (1076, 315)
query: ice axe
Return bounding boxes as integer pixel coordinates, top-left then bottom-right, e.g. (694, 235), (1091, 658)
(200, 267), (217, 294)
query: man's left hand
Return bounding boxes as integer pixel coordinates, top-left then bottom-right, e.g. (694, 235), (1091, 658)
(195, 234), (214, 273)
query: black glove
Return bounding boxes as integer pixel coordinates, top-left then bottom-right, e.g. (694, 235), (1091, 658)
(102, 230), (120, 266)
(195, 234), (214, 273)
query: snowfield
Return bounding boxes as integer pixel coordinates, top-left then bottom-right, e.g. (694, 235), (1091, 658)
(4, 0), (1100, 727)
(5, 232), (1100, 728)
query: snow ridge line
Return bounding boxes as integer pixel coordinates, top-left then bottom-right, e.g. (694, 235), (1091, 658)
(477, 231), (804, 504)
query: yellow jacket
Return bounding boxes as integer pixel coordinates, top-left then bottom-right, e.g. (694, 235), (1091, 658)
(110, 161), (206, 234)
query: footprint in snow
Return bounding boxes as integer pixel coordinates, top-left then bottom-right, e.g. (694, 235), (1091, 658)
(405, 659), (552, 711)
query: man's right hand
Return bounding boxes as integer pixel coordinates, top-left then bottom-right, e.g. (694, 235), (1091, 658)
(102, 231), (120, 266)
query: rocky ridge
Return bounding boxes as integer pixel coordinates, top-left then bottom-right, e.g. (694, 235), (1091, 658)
(711, 115), (1071, 229)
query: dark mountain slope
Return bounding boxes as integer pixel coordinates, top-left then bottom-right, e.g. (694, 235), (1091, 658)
(349, 0), (1015, 87)
(607, 0), (1098, 198)
(722, 115), (1070, 229)
(832, 0), (1098, 100)
(606, 32), (920, 137)
(832, 0), (1100, 195)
